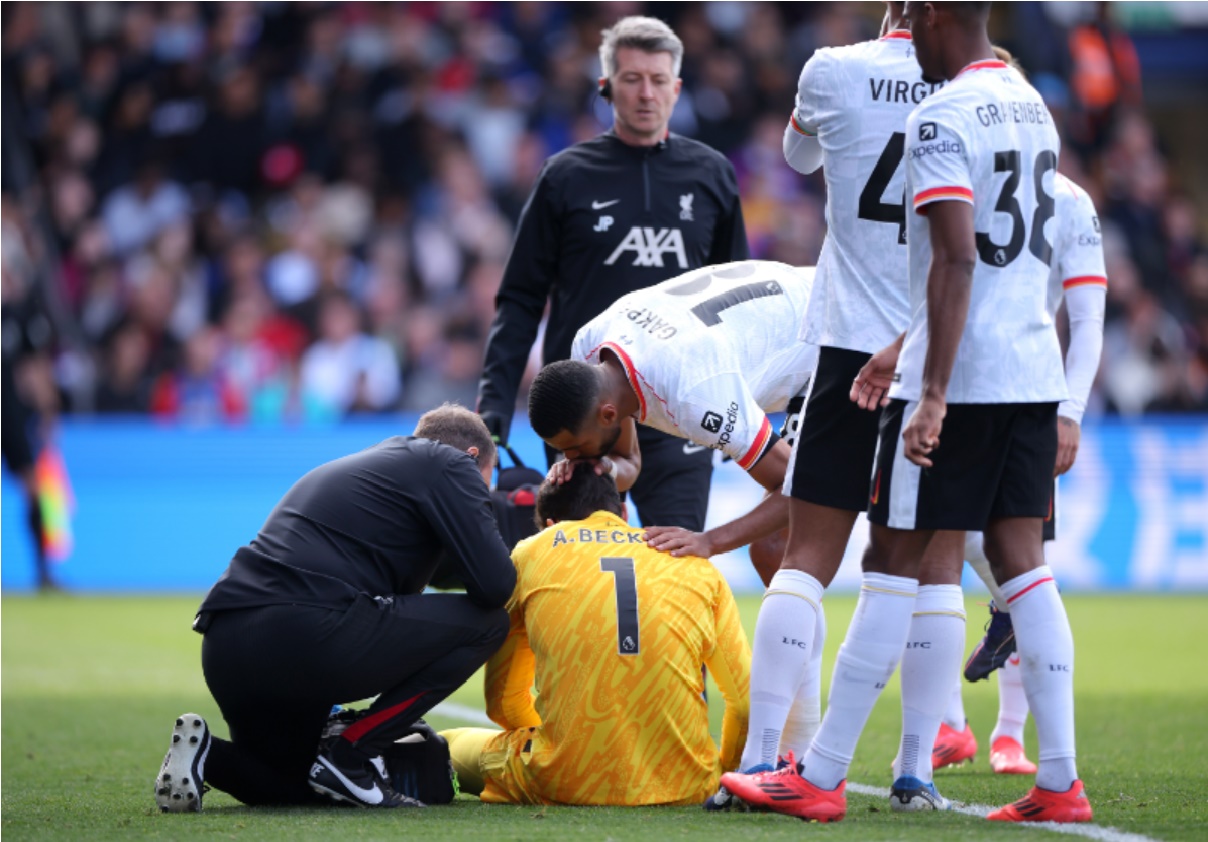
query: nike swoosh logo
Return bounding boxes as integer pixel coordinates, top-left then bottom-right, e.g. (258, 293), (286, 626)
(592, 199), (620, 210)
(683, 442), (709, 454)
(319, 756), (384, 804)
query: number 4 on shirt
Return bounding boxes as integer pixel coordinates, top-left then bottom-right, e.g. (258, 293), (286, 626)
(601, 557), (640, 655)
(858, 132), (908, 245)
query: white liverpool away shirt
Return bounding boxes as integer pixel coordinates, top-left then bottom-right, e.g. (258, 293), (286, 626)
(572, 260), (817, 471)
(893, 59), (1068, 404)
(791, 30), (944, 353)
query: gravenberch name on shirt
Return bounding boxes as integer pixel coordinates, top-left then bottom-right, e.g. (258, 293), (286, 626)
(868, 77), (944, 105)
(975, 100), (1052, 128)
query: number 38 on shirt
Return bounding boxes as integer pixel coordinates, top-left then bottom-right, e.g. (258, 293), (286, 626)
(977, 148), (1056, 269)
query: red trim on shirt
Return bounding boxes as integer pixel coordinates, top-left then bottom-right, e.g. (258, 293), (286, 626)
(736, 417), (773, 471)
(1006, 576), (1054, 605)
(1062, 275), (1108, 290)
(789, 113), (815, 137)
(956, 59), (1008, 78)
(597, 341), (648, 421)
(913, 186), (974, 210)
(880, 30), (912, 41)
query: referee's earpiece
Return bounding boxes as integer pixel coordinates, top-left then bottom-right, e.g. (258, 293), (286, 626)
(599, 78), (613, 102)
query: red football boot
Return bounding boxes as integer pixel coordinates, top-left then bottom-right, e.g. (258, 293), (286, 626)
(932, 721), (978, 770)
(987, 780), (1093, 823)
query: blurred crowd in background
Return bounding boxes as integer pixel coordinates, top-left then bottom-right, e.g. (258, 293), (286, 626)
(3, 1), (1207, 429)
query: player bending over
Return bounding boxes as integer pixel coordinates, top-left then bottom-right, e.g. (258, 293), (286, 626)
(527, 259), (818, 585)
(442, 464), (750, 805)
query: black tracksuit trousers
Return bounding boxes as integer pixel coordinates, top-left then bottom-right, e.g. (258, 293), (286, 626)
(199, 591), (508, 805)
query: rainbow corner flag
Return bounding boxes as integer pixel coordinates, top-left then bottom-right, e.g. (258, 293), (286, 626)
(34, 444), (75, 562)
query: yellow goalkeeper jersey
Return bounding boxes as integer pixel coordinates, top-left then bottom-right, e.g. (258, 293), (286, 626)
(481, 510), (750, 806)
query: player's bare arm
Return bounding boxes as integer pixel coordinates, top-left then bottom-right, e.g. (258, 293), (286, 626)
(851, 332), (906, 411)
(904, 199), (976, 468)
(605, 415), (641, 491)
(1055, 416), (1080, 477)
(644, 437), (791, 557)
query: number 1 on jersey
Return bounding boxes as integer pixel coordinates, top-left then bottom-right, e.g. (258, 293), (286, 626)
(601, 557), (640, 655)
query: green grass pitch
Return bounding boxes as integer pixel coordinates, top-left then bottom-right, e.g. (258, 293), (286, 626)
(3, 593), (1206, 841)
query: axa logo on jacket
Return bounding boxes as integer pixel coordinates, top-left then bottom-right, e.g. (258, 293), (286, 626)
(604, 227), (688, 268)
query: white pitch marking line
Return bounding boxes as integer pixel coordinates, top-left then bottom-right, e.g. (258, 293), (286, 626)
(846, 782), (1160, 842)
(430, 701), (496, 727)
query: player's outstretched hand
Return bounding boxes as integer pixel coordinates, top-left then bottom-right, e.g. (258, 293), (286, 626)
(1055, 416), (1081, 476)
(850, 341), (901, 410)
(903, 396), (946, 468)
(644, 526), (715, 559)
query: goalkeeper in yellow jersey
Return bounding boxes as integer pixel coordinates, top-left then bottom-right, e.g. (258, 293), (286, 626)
(442, 465), (751, 806)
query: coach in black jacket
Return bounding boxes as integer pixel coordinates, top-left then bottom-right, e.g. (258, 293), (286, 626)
(478, 15), (749, 533)
(154, 405), (514, 811)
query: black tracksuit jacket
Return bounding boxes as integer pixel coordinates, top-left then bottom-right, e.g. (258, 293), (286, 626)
(477, 130), (749, 442)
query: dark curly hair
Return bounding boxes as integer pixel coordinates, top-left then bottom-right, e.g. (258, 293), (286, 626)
(527, 360), (601, 440)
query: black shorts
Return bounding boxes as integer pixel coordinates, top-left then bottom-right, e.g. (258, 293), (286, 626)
(784, 346), (883, 512)
(868, 399), (1058, 532)
(1043, 480), (1057, 542)
(779, 395), (806, 447)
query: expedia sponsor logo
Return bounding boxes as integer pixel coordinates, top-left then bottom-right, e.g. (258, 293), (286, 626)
(919, 121), (938, 141)
(910, 139), (962, 159)
(701, 411), (723, 433)
(1077, 234), (1101, 246)
(712, 401), (740, 451)
(626, 307), (678, 340)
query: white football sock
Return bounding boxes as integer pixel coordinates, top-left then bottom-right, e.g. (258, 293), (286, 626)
(740, 569), (825, 771)
(999, 566), (1077, 791)
(896, 585), (965, 784)
(892, 678), (965, 777)
(964, 532), (1008, 609)
(944, 677), (967, 731)
(802, 573), (918, 791)
(778, 605), (826, 760)
(991, 654), (1029, 745)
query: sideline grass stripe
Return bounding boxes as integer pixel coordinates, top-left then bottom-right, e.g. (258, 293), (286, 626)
(431, 701), (495, 727)
(846, 782), (1161, 842)
(432, 703), (1163, 842)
